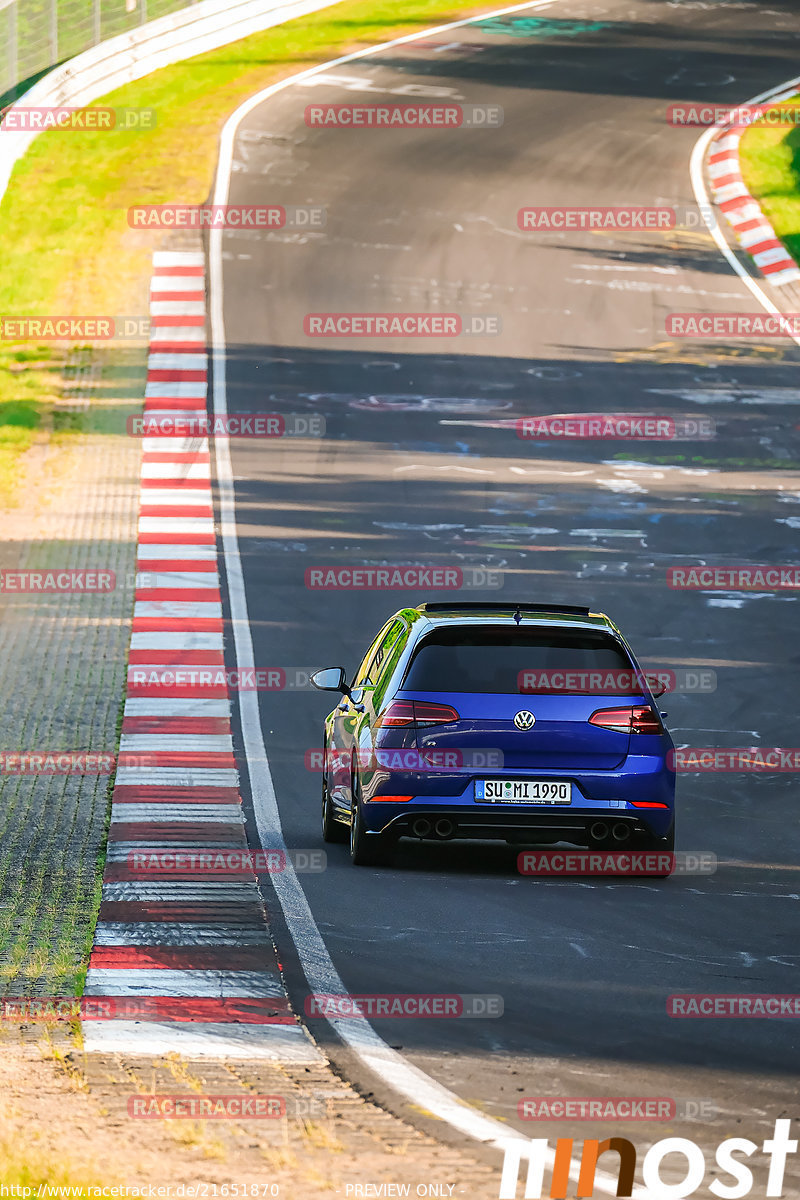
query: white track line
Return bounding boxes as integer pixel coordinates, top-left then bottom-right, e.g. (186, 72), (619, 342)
(690, 74), (800, 348)
(208, 2), (649, 1193)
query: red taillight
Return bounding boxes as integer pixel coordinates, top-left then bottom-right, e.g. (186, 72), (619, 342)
(377, 701), (416, 727)
(631, 801), (669, 808)
(589, 706), (661, 734)
(413, 701), (460, 727)
(376, 700), (459, 728)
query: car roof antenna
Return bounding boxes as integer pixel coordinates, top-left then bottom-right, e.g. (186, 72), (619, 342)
(513, 606), (522, 625)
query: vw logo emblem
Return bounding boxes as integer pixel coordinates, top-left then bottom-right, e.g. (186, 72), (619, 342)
(514, 710), (536, 731)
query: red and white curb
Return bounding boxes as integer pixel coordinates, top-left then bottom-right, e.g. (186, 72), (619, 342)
(708, 127), (800, 287)
(82, 250), (321, 1061)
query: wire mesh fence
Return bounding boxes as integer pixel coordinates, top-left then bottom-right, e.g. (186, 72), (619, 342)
(0, 0), (198, 103)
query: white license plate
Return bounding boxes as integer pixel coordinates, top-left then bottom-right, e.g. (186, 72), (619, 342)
(475, 780), (572, 804)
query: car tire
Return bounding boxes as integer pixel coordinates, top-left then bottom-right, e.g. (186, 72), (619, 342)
(322, 762), (348, 844)
(349, 777), (392, 867)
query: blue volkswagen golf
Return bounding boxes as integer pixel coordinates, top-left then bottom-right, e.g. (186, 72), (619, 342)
(311, 603), (675, 867)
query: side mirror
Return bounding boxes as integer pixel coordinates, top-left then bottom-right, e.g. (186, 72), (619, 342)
(311, 667), (349, 694)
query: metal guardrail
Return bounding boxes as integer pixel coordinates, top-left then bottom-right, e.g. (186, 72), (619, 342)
(0, 0), (199, 101)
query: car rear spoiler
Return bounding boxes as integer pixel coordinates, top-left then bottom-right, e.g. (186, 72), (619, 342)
(416, 602), (592, 616)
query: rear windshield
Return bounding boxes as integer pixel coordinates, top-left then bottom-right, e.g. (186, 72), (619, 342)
(402, 626), (634, 694)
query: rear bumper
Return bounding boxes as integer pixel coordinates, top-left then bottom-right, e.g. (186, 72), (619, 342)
(361, 755), (674, 839)
(372, 809), (669, 844)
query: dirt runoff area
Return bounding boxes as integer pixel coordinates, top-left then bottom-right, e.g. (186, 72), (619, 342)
(0, 1027), (503, 1199)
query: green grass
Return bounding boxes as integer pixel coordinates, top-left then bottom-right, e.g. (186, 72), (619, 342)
(0, 349), (61, 506)
(738, 96), (800, 263)
(0, 0), (496, 502)
(0, 1112), (103, 1193)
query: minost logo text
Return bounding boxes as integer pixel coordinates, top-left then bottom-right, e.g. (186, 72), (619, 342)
(498, 1119), (796, 1198)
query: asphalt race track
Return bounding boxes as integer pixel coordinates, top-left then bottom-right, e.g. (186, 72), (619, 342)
(213, 0), (800, 1183)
